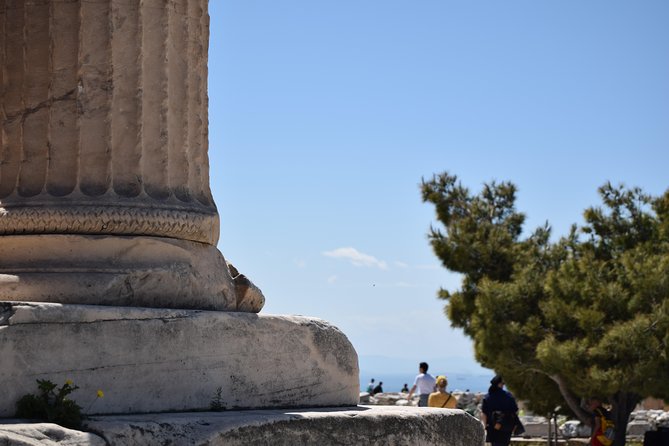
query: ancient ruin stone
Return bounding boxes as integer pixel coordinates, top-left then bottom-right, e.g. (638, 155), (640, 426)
(0, 0), (262, 312)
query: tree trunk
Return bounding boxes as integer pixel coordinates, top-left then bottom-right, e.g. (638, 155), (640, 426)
(550, 374), (592, 425)
(610, 391), (640, 446)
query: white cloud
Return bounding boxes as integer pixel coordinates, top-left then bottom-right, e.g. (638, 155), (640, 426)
(294, 259), (307, 268)
(415, 263), (440, 270)
(327, 275), (338, 284)
(394, 261), (409, 268)
(322, 247), (388, 269)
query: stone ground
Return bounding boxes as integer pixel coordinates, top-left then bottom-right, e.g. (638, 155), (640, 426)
(0, 406), (484, 446)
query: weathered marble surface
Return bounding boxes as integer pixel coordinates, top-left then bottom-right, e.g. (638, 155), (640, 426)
(0, 407), (484, 446)
(85, 406), (484, 446)
(0, 235), (247, 311)
(0, 421), (105, 446)
(0, 0), (265, 312)
(0, 303), (358, 417)
(0, 0), (215, 244)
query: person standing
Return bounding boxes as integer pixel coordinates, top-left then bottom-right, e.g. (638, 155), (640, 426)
(366, 378), (375, 394)
(406, 362), (437, 407)
(587, 397), (614, 446)
(428, 375), (457, 409)
(480, 375), (518, 446)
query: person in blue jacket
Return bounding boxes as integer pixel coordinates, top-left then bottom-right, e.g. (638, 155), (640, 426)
(480, 375), (519, 446)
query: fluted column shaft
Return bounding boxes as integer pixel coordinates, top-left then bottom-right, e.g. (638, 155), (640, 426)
(0, 0), (264, 312)
(0, 0), (216, 245)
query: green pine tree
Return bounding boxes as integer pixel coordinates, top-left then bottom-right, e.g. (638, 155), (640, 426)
(421, 172), (669, 446)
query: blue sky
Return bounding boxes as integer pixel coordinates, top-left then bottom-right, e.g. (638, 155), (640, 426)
(207, 1), (669, 383)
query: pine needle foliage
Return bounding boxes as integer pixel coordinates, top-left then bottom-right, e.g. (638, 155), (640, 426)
(422, 173), (669, 446)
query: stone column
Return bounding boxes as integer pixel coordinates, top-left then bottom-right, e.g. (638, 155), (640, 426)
(0, 0), (263, 312)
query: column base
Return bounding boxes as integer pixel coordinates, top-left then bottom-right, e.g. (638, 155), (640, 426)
(0, 302), (359, 417)
(0, 234), (263, 311)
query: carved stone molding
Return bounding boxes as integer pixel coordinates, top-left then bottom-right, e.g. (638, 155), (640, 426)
(0, 202), (219, 244)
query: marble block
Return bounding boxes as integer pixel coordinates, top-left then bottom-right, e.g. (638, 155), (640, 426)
(0, 302), (358, 417)
(1, 406), (485, 446)
(83, 407), (484, 446)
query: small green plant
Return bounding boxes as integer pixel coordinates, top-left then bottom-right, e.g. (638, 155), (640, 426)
(15, 379), (83, 428)
(210, 386), (224, 411)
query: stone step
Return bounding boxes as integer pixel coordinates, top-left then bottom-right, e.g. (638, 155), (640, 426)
(1, 406), (484, 446)
(0, 302), (358, 416)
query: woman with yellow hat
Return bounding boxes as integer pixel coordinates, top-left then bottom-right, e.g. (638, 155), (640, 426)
(427, 375), (457, 409)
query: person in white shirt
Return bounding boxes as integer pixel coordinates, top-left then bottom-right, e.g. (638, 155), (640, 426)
(366, 378), (375, 394)
(406, 362), (437, 407)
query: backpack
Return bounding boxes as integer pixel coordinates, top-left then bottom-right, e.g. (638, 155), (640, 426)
(595, 407), (615, 446)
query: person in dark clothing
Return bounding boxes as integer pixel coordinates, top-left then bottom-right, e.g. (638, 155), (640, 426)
(480, 375), (519, 446)
(372, 382), (383, 395)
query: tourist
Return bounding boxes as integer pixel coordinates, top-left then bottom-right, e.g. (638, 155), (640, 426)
(587, 397), (614, 446)
(428, 375), (457, 409)
(372, 381), (384, 395)
(480, 375), (519, 446)
(366, 378), (375, 394)
(400, 383), (409, 393)
(407, 362), (437, 407)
